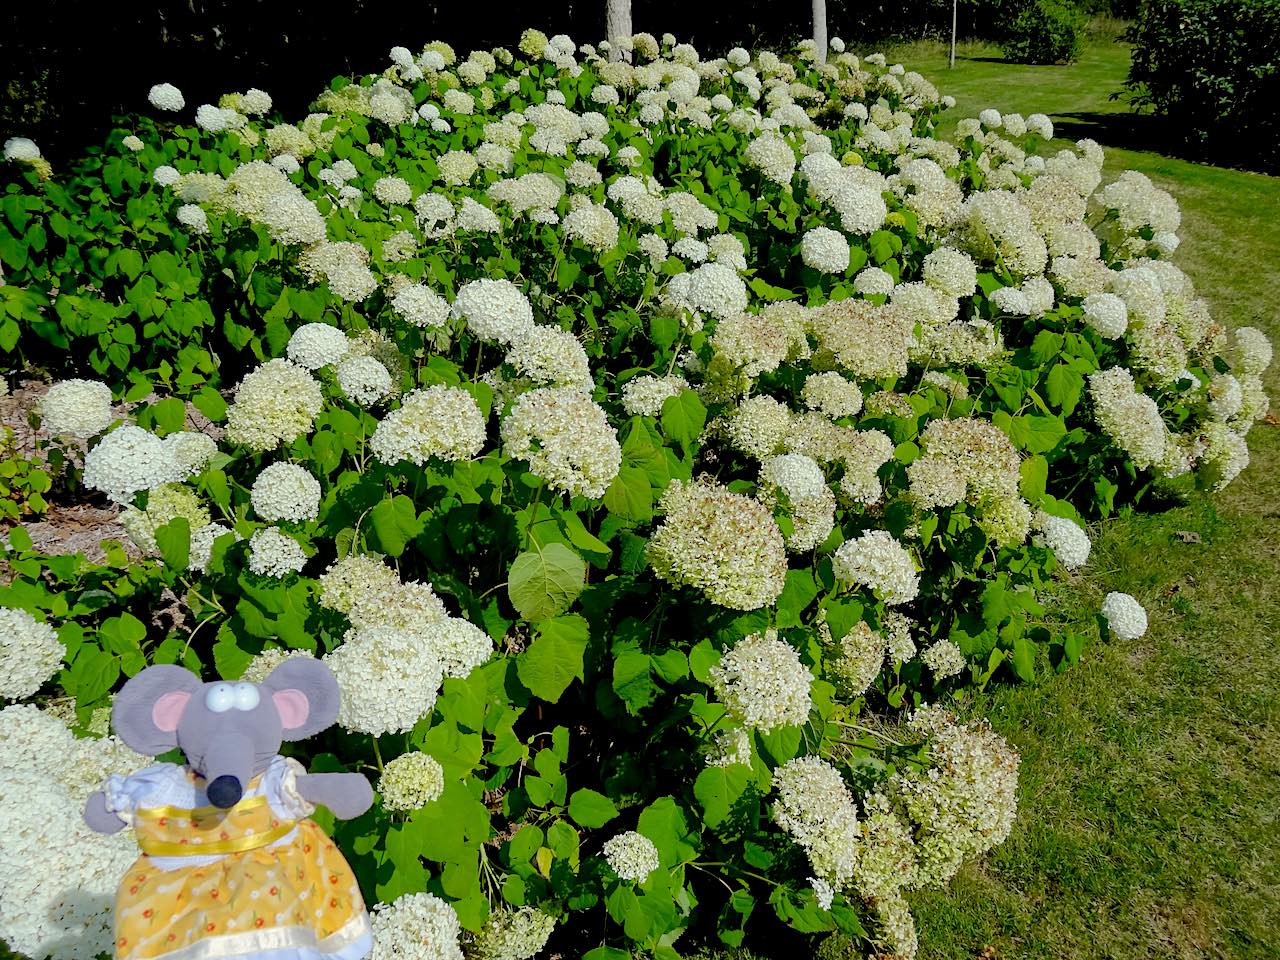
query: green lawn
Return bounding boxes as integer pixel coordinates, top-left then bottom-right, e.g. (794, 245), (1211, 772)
(707, 39), (1280, 960)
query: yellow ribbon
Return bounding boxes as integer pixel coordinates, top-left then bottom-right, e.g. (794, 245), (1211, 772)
(135, 794), (269, 821)
(138, 820), (297, 857)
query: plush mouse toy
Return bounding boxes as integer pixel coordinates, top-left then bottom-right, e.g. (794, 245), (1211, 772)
(83, 659), (375, 960)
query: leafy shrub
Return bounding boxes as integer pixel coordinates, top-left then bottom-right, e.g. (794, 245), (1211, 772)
(0, 28), (1273, 960)
(1123, 0), (1280, 172)
(1000, 0), (1088, 63)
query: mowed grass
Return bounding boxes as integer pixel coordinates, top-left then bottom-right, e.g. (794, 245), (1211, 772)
(702, 39), (1280, 960)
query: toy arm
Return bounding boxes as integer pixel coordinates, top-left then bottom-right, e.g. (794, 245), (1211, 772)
(84, 790), (128, 834)
(293, 772), (374, 820)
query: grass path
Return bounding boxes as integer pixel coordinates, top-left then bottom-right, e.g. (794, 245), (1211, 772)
(895, 40), (1280, 960)
(706, 39), (1280, 960)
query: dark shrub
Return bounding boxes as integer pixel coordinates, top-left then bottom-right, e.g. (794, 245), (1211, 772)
(1123, 0), (1280, 172)
(1000, 0), (1088, 62)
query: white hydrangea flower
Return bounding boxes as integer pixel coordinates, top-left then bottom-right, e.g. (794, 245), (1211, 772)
(152, 164), (180, 186)
(373, 176), (413, 205)
(38, 380), (113, 439)
(853, 266), (896, 296)
(920, 639), (967, 680)
(922, 248), (978, 298)
(370, 893), (463, 960)
(0, 709), (142, 960)
(771, 756), (860, 886)
(709, 629), (813, 732)
(800, 227), (851, 274)
(500, 387), (620, 498)
(621, 374), (686, 417)
(647, 479), (787, 610)
(602, 831), (661, 882)
(504, 326), (593, 390)
(1101, 591), (1147, 640)
(325, 627), (444, 736)
(247, 528), (306, 577)
(120, 484), (210, 554)
(468, 908), (557, 960)
(743, 132), (796, 185)
(801, 372), (863, 418)
(148, 83), (185, 111)
(189, 523), (238, 575)
(286, 323), (349, 370)
(665, 261), (748, 322)
(3, 138), (40, 162)
(121, 135), (144, 152)
(1034, 513), (1091, 570)
(249, 463), (321, 522)
(83, 424), (181, 504)
(176, 203), (209, 234)
(370, 386), (486, 467)
(225, 359), (323, 452)
(0, 608), (64, 700)
(562, 202), (620, 253)
(893, 706), (1019, 887)
(337, 356), (393, 406)
(452, 279), (535, 343)
(1082, 292), (1128, 339)
(378, 752), (445, 811)
(390, 285), (451, 329)
(832, 530), (919, 605)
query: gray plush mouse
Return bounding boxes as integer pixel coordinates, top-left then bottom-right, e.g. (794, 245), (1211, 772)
(84, 659), (374, 960)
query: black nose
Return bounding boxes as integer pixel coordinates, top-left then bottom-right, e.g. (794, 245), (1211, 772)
(207, 775), (243, 809)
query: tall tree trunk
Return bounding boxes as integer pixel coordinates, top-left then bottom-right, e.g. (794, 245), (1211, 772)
(606, 0), (632, 62)
(812, 0), (828, 66)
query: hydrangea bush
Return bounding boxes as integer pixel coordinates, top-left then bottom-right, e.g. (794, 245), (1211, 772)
(0, 27), (1272, 960)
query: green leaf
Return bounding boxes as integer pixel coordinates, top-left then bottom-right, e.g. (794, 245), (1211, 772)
(155, 517), (191, 571)
(1045, 364), (1085, 414)
(775, 569), (818, 629)
(1007, 414), (1067, 454)
(368, 495), (423, 557)
(636, 796), (698, 868)
(507, 543), (585, 621)
(612, 648), (657, 714)
(68, 646), (119, 706)
(693, 764), (751, 828)
(568, 788), (620, 829)
(1011, 634), (1036, 682)
(660, 390), (707, 447)
(1019, 455), (1048, 503)
(516, 614), (589, 702)
(603, 465), (653, 522)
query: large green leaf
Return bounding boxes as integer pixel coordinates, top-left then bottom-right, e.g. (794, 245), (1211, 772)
(693, 765), (752, 828)
(568, 788), (620, 829)
(507, 543), (585, 621)
(516, 614), (589, 702)
(660, 390), (707, 447)
(368, 494), (422, 557)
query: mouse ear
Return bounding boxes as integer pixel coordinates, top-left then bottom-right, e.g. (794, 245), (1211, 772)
(112, 665), (203, 755)
(259, 658), (340, 740)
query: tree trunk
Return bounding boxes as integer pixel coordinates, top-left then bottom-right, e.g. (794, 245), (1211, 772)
(812, 0), (828, 66)
(606, 0), (632, 62)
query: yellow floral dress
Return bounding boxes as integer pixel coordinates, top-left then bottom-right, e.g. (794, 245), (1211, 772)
(104, 756), (371, 960)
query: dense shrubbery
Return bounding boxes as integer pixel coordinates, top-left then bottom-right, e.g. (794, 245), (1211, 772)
(999, 0), (1088, 63)
(1123, 0), (1280, 173)
(0, 26), (1273, 960)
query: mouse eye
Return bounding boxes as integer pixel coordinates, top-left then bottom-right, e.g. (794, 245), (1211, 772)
(205, 683), (236, 713)
(232, 683), (260, 711)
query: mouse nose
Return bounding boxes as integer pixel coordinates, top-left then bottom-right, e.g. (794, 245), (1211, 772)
(206, 775), (243, 809)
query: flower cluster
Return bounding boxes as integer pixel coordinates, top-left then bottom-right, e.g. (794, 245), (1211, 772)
(601, 831), (661, 882)
(647, 479), (788, 610)
(708, 629), (814, 732)
(378, 752), (445, 811)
